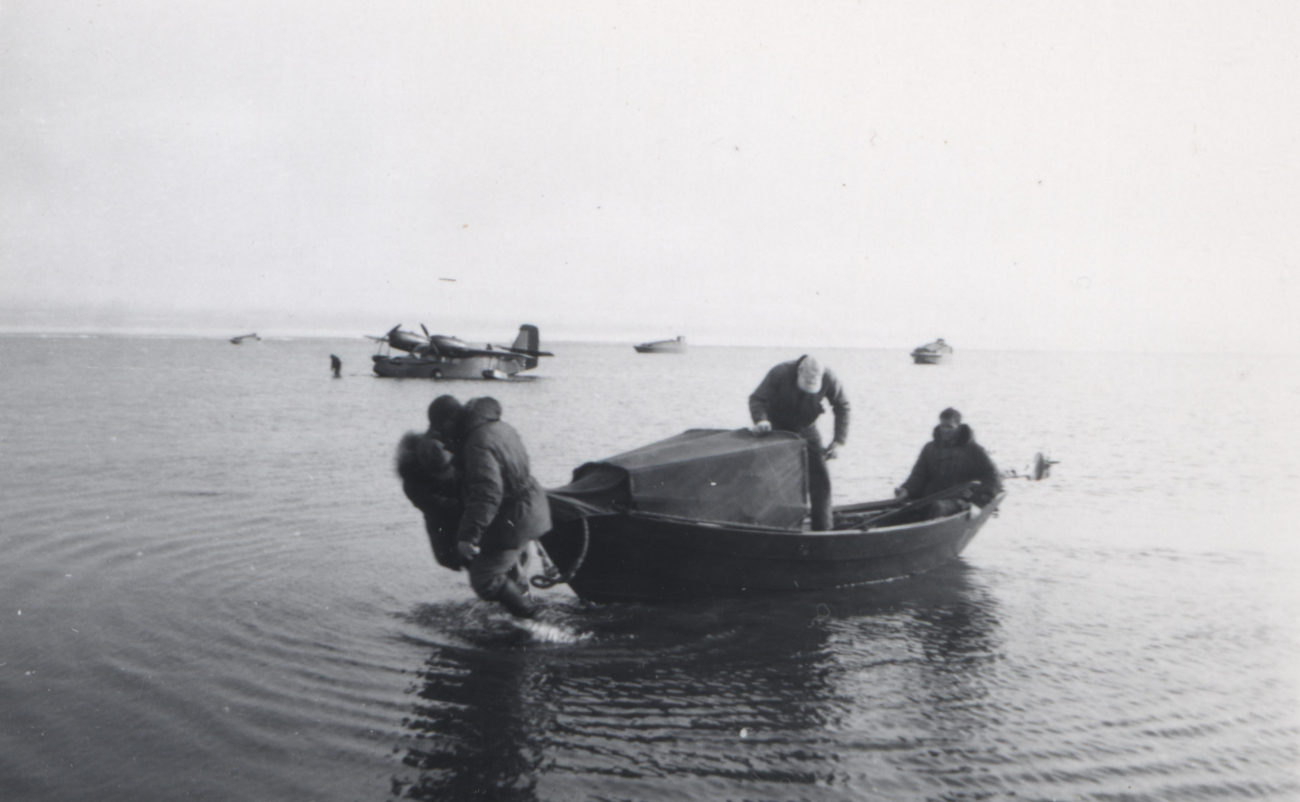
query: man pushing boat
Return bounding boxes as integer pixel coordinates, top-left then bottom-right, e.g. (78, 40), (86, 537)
(450, 396), (552, 619)
(396, 395), (550, 619)
(748, 355), (850, 531)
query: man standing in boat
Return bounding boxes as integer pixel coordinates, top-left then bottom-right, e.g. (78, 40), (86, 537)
(452, 396), (552, 619)
(895, 407), (1002, 518)
(748, 355), (849, 531)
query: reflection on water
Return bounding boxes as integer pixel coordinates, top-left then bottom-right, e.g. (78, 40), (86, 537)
(393, 563), (1000, 800)
(395, 604), (552, 800)
(5, 339), (1295, 801)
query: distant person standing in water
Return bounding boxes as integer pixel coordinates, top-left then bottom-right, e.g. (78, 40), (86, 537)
(330, 354), (342, 378)
(748, 355), (850, 531)
(452, 397), (552, 619)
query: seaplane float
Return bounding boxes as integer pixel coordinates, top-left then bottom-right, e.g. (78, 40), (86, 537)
(367, 323), (552, 380)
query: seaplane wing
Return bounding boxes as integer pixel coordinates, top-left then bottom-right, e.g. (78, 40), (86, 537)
(440, 345), (526, 360)
(424, 325), (552, 362)
(490, 344), (555, 358)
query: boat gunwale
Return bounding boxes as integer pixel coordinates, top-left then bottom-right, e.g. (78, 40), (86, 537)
(575, 492), (1003, 538)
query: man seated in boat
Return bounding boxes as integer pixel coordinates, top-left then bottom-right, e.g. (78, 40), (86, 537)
(748, 354), (850, 531)
(395, 395), (466, 570)
(894, 407), (1002, 519)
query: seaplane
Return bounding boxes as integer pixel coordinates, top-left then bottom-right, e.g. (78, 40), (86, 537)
(367, 323), (552, 380)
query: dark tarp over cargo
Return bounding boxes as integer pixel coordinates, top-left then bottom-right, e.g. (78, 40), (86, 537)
(545, 429), (810, 530)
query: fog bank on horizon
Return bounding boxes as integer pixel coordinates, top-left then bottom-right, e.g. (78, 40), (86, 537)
(1, 2), (1296, 354)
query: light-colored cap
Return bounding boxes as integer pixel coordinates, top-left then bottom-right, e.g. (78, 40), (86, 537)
(796, 355), (823, 393)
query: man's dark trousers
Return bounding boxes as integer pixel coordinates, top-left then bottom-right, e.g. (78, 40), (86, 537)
(796, 425), (832, 531)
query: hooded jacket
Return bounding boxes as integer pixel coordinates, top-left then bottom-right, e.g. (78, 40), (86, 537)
(453, 397), (552, 551)
(395, 431), (463, 569)
(748, 358), (850, 444)
(900, 424), (1002, 507)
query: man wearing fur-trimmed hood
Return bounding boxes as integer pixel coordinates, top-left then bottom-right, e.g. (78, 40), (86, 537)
(395, 394), (465, 571)
(896, 408), (1002, 515)
(452, 396), (552, 618)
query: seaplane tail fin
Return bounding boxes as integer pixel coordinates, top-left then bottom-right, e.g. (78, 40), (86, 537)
(514, 325), (541, 370)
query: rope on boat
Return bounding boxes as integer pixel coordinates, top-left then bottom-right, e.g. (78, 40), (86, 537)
(531, 517), (590, 589)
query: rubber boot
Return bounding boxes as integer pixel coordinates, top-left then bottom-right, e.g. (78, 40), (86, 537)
(495, 579), (537, 619)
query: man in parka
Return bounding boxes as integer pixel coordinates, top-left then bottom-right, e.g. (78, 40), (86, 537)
(453, 396), (552, 619)
(748, 355), (850, 531)
(395, 395), (465, 570)
(895, 407), (1002, 518)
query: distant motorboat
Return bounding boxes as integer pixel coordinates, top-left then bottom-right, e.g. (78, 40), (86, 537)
(634, 336), (687, 354)
(230, 333), (260, 344)
(911, 338), (952, 364)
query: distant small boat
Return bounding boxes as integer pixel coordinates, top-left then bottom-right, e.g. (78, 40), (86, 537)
(230, 333), (260, 344)
(911, 338), (952, 364)
(634, 336), (687, 354)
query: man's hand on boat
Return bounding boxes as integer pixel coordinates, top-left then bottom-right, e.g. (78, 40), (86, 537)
(457, 540), (480, 564)
(749, 420), (773, 435)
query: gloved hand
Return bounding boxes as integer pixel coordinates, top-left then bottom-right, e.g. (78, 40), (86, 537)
(824, 440), (843, 460)
(457, 540), (480, 564)
(750, 420), (772, 435)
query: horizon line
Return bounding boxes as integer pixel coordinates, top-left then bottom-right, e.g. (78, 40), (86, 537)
(0, 328), (1288, 358)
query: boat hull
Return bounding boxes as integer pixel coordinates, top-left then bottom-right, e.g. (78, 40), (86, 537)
(911, 340), (952, 364)
(911, 352), (950, 364)
(540, 493), (1004, 603)
(634, 337), (687, 354)
(372, 354), (528, 380)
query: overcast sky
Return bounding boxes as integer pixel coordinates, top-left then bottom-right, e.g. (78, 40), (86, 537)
(1, 1), (1296, 351)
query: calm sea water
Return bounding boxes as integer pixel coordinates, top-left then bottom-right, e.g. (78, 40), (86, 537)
(1, 334), (1297, 801)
